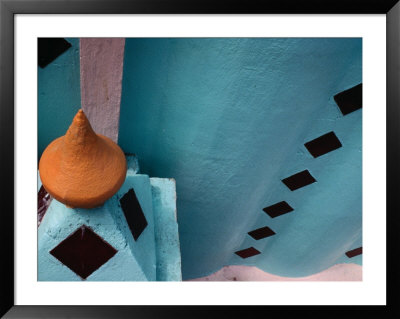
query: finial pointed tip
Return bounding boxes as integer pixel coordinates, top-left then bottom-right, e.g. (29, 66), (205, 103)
(73, 108), (88, 123)
(65, 108), (96, 144)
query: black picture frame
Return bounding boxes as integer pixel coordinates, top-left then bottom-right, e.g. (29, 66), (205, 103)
(1, 0), (399, 318)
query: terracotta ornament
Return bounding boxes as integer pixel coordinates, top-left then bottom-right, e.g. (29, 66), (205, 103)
(39, 109), (127, 208)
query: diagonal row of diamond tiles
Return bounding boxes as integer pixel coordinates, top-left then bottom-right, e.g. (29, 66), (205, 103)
(235, 84), (362, 260)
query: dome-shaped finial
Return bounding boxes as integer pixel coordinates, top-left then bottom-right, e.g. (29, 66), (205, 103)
(39, 109), (127, 208)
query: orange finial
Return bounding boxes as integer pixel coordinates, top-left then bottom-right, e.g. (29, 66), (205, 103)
(39, 109), (127, 208)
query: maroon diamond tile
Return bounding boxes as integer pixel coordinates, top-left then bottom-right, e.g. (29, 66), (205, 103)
(119, 188), (148, 241)
(345, 247), (362, 258)
(282, 170), (316, 191)
(38, 185), (52, 227)
(38, 38), (72, 68)
(304, 131), (342, 158)
(235, 247), (261, 259)
(50, 225), (117, 279)
(334, 83), (362, 116)
(248, 226), (276, 240)
(263, 201), (294, 218)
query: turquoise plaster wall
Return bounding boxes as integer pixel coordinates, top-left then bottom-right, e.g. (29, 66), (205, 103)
(38, 38), (81, 160)
(119, 38), (362, 279)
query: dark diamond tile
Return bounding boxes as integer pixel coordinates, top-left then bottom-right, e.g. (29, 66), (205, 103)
(38, 38), (72, 68)
(345, 247), (362, 258)
(263, 201), (293, 218)
(304, 131), (342, 158)
(50, 225), (117, 279)
(248, 226), (276, 240)
(38, 185), (52, 227)
(119, 188), (148, 241)
(282, 170), (316, 191)
(235, 247), (261, 259)
(334, 83), (362, 115)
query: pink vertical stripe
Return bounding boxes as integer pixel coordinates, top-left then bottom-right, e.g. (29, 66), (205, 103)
(80, 38), (125, 142)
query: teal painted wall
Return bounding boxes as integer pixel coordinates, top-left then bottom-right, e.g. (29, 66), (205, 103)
(38, 38), (81, 160)
(119, 38), (362, 279)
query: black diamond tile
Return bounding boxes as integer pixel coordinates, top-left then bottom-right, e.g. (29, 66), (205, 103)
(235, 247), (261, 259)
(345, 247), (362, 258)
(263, 201), (294, 218)
(38, 185), (52, 227)
(334, 83), (362, 115)
(119, 188), (148, 241)
(50, 225), (117, 279)
(38, 38), (72, 68)
(305, 131), (342, 158)
(248, 226), (276, 240)
(282, 170), (316, 191)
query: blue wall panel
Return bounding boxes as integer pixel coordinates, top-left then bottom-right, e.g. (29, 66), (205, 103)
(38, 38), (81, 159)
(118, 38), (362, 279)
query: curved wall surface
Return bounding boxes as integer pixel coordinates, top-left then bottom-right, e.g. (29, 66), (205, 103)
(119, 38), (362, 280)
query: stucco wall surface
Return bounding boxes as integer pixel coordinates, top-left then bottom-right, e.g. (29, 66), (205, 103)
(38, 38), (81, 160)
(118, 38), (362, 280)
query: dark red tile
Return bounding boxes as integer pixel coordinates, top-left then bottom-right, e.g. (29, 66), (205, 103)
(235, 247), (261, 259)
(38, 38), (72, 68)
(119, 188), (148, 241)
(38, 185), (52, 227)
(263, 201), (294, 218)
(50, 225), (117, 279)
(282, 170), (316, 191)
(334, 83), (362, 115)
(248, 226), (276, 240)
(305, 131), (342, 158)
(345, 247), (362, 258)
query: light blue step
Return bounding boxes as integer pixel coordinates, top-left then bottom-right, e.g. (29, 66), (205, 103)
(126, 153), (140, 176)
(151, 178), (182, 281)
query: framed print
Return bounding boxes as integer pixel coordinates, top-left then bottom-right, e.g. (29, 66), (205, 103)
(1, 0), (399, 318)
